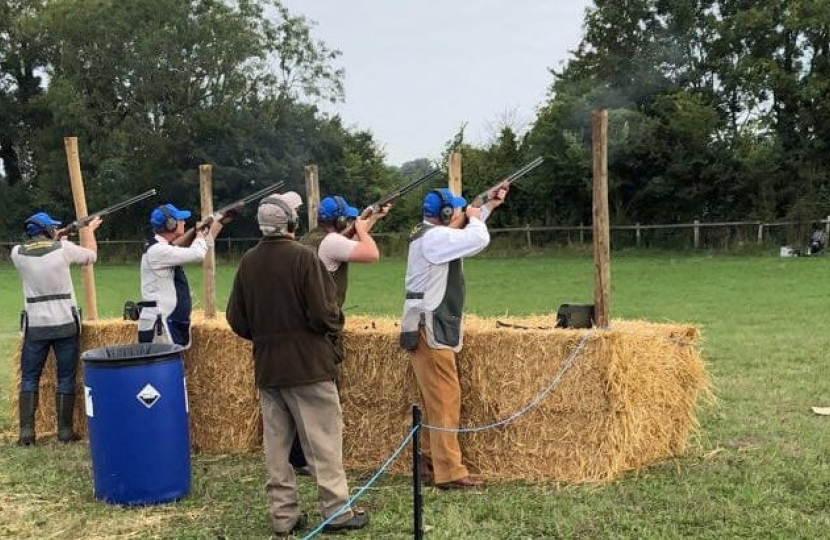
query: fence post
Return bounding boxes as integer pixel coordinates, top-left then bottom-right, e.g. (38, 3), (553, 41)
(64, 136), (98, 320)
(825, 215), (830, 238)
(693, 219), (700, 248)
(635, 222), (641, 248)
(448, 152), (463, 196)
(579, 222), (584, 245)
(591, 109), (611, 328)
(524, 223), (531, 249)
(200, 164), (217, 318)
(412, 405), (423, 540)
(305, 165), (320, 231)
(757, 222), (763, 245)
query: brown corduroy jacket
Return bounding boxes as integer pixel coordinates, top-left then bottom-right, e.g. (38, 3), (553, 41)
(226, 235), (342, 388)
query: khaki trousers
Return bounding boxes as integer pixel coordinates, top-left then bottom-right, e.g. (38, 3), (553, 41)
(259, 382), (355, 532)
(411, 331), (469, 484)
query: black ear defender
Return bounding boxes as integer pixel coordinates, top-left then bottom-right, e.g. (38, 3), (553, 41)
(333, 196), (349, 232)
(431, 189), (455, 225)
(262, 196), (298, 233)
(24, 216), (56, 239)
(157, 205), (178, 232)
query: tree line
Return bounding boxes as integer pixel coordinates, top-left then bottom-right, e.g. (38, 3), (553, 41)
(2, 0), (829, 243)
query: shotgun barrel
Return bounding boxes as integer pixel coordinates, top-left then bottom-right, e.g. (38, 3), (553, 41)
(340, 169), (443, 237)
(58, 189), (158, 236)
(173, 180), (286, 247)
(471, 156), (544, 207)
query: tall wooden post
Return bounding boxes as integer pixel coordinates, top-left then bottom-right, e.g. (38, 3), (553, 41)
(693, 219), (700, 248)
(305, 165), (320, 230)
(63, 137), (98, 320)
(200, 164), (216, 318)
(591, 110), (610, 328)
(448, 152), (462, 195)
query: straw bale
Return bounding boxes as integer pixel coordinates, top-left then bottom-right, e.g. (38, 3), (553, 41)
(10, 313), (710, 482)
(187, 319), (260, 451)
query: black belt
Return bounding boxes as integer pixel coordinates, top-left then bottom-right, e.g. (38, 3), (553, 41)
(405, 292), (424, 299)
(26, 293), (71, 303)
(137, 301), (158, 308)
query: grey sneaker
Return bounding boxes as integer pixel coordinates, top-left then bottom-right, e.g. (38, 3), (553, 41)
(322, 509), (369, 534)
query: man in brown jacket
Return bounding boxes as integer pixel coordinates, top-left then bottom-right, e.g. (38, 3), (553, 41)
(226, 192), (368, 536)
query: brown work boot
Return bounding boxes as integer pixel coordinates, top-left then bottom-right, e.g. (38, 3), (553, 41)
(435, 475), (485, 490)
(417, 460), (434, 483)
(293, 465), (312, 477)
(274, 512), (308, 537)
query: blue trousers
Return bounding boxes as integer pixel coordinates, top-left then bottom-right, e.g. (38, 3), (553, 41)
(20, 335), (79, 394)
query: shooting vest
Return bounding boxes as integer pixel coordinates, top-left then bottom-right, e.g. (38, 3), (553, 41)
(399, 223), (466, 352)
(300, 227), (350, 307)
(12, 238), (81, 341)
(137, 238), (193, 347)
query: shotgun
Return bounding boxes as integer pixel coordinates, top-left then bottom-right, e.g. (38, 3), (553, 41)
(341, 169), (442, 237)
(470, 156), (544, 208)
(174, 180), (285, 247)
(57, 189), (157, 237)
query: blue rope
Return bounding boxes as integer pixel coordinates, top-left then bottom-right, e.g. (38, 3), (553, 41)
(300, 328), (593, 537)
(300, 426), (419, 539)
(424, 329), (593, 434)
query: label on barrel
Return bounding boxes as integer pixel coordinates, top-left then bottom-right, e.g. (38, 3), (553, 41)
(84, 386), (94, 417)
(183, 377), (189, 414)
(137, 384), (161, 409)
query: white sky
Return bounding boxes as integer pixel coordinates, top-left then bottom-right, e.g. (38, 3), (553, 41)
(284, 1), (592, 165)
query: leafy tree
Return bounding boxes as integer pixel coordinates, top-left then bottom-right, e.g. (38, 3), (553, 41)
(0, 0), (357, 240)
(527, 0), (830, 227)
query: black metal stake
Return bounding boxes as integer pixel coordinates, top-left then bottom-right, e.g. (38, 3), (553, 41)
(412, 404), (423, 540)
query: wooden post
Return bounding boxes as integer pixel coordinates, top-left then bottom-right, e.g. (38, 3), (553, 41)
(693, 219), (700, 248)
(635, 222), (641, 247)
(305, 165), (320, 231)
(63, 137), (98, 320)
(448, 152), (462, 195)
(200, 164), (216, 318)
(591, 110), (610, 328)
(580, 222), (585, 245)
(825, 215), (829, 237)
(757, 222), (763, 245)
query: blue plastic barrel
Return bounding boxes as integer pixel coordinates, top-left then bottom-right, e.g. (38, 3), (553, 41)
(82, 343), (191, 505)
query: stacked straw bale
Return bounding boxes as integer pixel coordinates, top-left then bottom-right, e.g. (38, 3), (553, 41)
(10, 313), (710, 482)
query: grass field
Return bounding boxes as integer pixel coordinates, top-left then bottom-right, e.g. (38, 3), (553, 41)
(2, 253), (830, 539)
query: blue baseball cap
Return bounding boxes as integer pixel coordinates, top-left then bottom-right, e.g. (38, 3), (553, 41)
(150, 204), (191, 229)
(423, 188), (467, 218)
(318, 196), (359, 220)
(25, 212), (62, 236)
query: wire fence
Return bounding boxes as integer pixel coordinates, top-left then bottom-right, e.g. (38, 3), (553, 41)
(2, 218), (826, 261)
(298, 330), (594, 539)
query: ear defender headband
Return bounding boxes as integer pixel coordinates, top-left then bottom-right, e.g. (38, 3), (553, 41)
(431, 189), (455, 225)
(24, 216), (56, 239)
(262, 196), (298, 233)
(333, 196), (349, 232)
(157, 205), (178, 232)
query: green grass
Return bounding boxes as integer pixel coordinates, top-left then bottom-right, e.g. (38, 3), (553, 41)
(3, 254), (830, 538)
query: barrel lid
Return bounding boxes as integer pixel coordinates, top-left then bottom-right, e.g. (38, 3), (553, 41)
(82, 343), (184, 364)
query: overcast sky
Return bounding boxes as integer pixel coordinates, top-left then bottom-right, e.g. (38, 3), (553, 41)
(284, 1), (592, 166)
